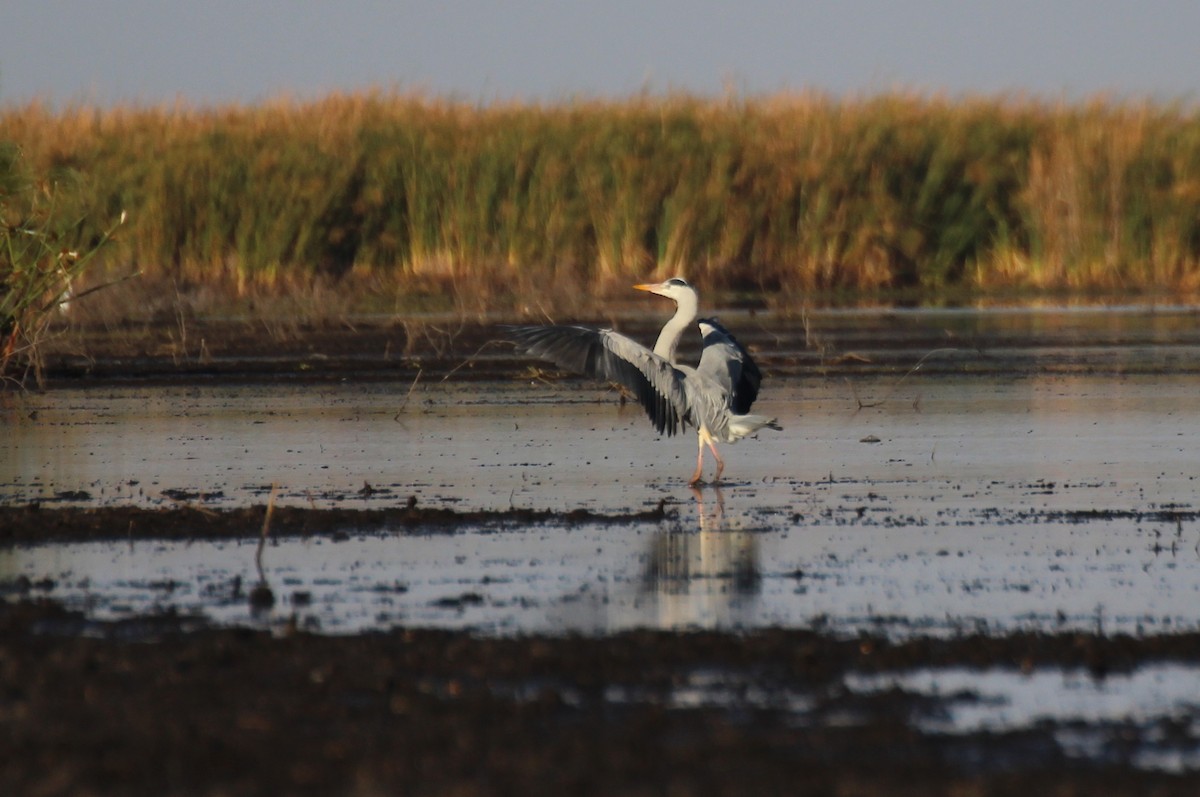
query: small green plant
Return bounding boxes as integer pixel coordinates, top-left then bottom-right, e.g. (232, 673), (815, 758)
(1, 143), (125, 387)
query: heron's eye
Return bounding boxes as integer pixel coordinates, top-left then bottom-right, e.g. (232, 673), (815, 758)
(667, 277), (688, 287)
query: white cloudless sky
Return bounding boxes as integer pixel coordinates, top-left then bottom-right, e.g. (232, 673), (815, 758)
(3, 1), (1200, 107)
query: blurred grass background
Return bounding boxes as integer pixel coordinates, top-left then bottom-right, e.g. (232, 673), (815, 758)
(4, 90), (1200, 318)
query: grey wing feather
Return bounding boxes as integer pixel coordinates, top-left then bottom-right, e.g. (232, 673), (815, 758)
(505, 325), (691, 436)
(698, 317), (762, 414)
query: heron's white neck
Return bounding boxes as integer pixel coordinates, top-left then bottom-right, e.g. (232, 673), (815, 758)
(652, 289), (698, 363)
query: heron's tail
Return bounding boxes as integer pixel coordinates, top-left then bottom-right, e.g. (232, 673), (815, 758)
(727, 414), (782, 440)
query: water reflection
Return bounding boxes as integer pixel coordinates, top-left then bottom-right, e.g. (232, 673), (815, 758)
(637, 486), (761, 630)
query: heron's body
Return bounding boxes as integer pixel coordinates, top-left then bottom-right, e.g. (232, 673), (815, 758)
(506, 278), (780, 484)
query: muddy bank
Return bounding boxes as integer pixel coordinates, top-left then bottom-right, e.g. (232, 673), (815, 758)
(0, 503), (674, 546)
(26, 304), (1200, 386)
(4, 598), (1200, 796)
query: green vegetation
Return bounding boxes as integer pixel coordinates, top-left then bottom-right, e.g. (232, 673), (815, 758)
(3, 91), (1200, 315)
(0, 142), (124, 384)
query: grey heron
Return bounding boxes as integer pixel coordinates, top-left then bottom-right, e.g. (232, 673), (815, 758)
(506, 277), (780, 485)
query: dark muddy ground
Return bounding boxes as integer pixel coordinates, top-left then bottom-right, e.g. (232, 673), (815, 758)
(6, 597), (1200, 797)
(0, 503), (674, 546)
(8, 310), (1200, 794)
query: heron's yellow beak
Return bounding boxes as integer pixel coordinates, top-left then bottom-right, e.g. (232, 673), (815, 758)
(633, 283), (659, 293)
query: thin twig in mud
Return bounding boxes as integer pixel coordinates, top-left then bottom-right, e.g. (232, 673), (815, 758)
(751, 312), (784, 350)
(514, 364), (548, 385)
(533, 301), (557, 325)
(0, 373), (28, 393)
(850, 348), (958, 411)
(608, 382), (633, 406)
(161, 492), (219, 518)
(801, 309), (819, 357)
(256, 483), (277, 580)
(429, 319), (467, 356)
(173, 281), (188, 362)
(440, 339), (508, 382)
(520, 365), (562, 386)
(394, 368), (423, 421)
(399, 320), (420, 358)
(793, 307), (837, 367)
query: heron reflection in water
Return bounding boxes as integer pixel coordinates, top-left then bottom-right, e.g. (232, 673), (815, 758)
(639, 486), (761, 630)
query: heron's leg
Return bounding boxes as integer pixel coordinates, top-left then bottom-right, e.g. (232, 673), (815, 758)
(689, 433), (706, 485)
(707, 440), (725, 482)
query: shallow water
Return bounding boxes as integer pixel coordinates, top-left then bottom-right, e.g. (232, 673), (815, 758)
(845, 664), (1200, 773)
(5, 367), (1200, 638)
(5, 306), (1200, 640)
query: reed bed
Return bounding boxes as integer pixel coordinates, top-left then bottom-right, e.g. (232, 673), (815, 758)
(3, 91), (1200, 314)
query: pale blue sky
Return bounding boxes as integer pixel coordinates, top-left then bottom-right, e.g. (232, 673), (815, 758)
(3, 1), (1199, 106)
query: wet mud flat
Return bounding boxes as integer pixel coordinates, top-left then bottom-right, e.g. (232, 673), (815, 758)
(6, 597), (1200, 797)
(9, 306), (1200, 793)
(7, 507), (1200, 793)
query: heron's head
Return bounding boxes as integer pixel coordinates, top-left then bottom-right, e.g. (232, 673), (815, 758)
(633, 277), (695, 304)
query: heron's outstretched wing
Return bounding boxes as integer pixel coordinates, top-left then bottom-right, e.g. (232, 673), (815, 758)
(505, 325), (691, 436)
(697, 318), (763, 414)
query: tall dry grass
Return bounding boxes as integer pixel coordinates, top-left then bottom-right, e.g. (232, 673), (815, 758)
(3, 91), (1200, 313)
